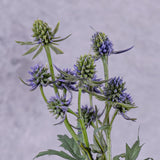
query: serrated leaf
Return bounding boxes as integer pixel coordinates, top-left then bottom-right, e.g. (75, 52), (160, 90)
(50, 44), (64, 54)
(52, 34), (71, 42)
(23, 44), (40, 56)
(33, 149), (76, 160)
(32, 45), (43, 59)
(113, 153), (126, 160)
(53, 22), (60, 35)
(58, 134), (84, 160)
(16, 41), (35, 45)
(125, 137), (143, 160)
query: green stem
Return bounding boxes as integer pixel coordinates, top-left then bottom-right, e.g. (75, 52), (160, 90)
(67, 108), (78, 117)
(40, 85), (48, 104)
(89, 94), (93, 107)
(44, 45), (59, 95)
(101, 55), (112, 160)
(110, 110), (118, 127)
(64, 116), (79, 142)
(101, 55), (109, 87)
(78, 88), (89, 148)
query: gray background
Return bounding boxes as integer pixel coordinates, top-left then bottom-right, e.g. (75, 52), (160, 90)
(0, 0), (160, 159)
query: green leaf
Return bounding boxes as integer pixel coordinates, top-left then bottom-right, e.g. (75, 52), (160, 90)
(52, 34), (71, 42)
(113, 153), (126, 160)
(50, 44), (64, 54)
(23, 45), (40, 56)
(33, 149), (76, 160)
(19, 77), (30, 86)
(53, 22), (60, 35)
(58, 134), (84, 160)
(116, 103), (137, 110)
(16, 41), (35, 45)
(32, 45), (43, 59)
(125, 136), (143, 160)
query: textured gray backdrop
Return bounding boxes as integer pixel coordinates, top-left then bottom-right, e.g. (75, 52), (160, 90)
(0, 0), (160, 160)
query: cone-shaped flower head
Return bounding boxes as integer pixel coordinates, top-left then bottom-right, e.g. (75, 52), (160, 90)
(56, 68), (78, 91)
(74, 54), (96, 79)
(91, 32), (113, 58)
(32, 19), (54, 45)
(104, 77), (126, 103)
(48, 94), (72, 125)
(81, 105), (99, 127)
(28, 64), (51, 90)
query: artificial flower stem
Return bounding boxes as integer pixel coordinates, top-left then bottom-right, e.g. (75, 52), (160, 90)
(101, 55), (112, 160)
(64, 116), (79, 142)
(101, 55), (109, 86)
(67, 108), (78, 118)
(110, 110), (118, 127)
(40, 85), (48, 104)
(89, 94), (93, 107)
(78, 88), (89, 148)
(44, 45), (59, 95)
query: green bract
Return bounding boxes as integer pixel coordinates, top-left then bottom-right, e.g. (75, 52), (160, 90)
(75, 54), (96, 79)
(16, 19), (71, 59)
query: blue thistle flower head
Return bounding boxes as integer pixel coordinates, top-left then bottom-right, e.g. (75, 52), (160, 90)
(74, 54), (96, 79)
(104, 77), (126, 103)
(80, 105), (102, 128)
(91, 32), (113, 59)
(48, 94), (72, 125)
(27, 64), (51, 90)
(55, 68), (78, 91)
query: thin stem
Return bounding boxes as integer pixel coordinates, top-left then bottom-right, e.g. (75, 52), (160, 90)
(89, 94), (93, 107)
(67, 108), (78, 117)
(78, 88), (89, 148)
(40, 85), (48, 104)
(110, 110), (118, 127)
(44, 45), (59, 95)
(101, 55), (112, 160)
(64, 116), (79, 142)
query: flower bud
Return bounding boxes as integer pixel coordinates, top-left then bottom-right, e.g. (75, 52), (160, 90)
(74, 54), (96, 79)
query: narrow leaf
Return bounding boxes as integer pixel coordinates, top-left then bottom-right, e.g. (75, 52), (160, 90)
(113, 153), (125, 160)
(23, 45), (40, 56)
(50, 44), (64, 54)
(32, 45), (43, 59)
(16, 41), (35, 45)
(52, 34), (71, 42)
(19, 77), (30, 86)
(33, 149), (76, 160)
(53, 22), (60, 35)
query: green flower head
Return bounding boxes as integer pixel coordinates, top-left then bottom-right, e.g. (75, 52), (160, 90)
(32, 19), (54, 45)
(74, 54), (96, 79)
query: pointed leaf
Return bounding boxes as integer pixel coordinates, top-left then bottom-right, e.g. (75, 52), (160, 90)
(32, 45), (43, 59)
(52, 34), (71, 42)
(50, 44), (64, 54)
(113, 46), (134, 54)
(53, 22), (60, 35)
(19, 77), (30, 86)
(58, 135), (84, 160)
(23, 45), (40, 56)
(16, 41), (35, 45)
(113, 153), (125, 160)
(33, 149), (76, 160)
(116, 102), (137, 110)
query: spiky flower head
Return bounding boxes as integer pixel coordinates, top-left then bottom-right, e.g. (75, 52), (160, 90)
(81, 105), (99, 127)
(91, 32), (113, 58)
(28, 64), (50, 90)
(104, 77), (126, 103)
(48, 94), (71, 125)
(74, 54), (96, 79)
(32, 19), (54, 45)
(55, 68), (78, 91)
